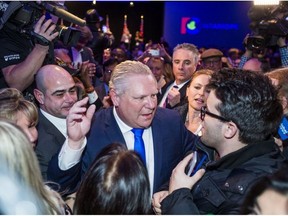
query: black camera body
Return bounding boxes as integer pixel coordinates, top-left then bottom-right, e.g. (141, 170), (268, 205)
(247, 2), (288, 51)
(4, 1), (85, 47)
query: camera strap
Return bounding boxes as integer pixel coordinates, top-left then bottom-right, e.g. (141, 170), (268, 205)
(0, 1), (22, 30)
(30, 31), (50, 46)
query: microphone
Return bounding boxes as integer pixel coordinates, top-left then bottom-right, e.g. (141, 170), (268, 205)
(44, 3), (86, 27)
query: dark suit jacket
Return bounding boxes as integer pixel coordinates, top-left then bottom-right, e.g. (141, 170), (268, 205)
(36, 111), (65, 180)
(69, 47), (96, 64)
(95, 83), (108, 102)
(158, 80), (190, 109)
(47, 107), (197, 194)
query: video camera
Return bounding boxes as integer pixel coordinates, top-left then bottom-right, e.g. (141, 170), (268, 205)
(1, 1), (86, 47)
(247, 2), (288, 52)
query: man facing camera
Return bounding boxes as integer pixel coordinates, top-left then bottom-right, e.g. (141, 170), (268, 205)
(47, 60), (198, 196)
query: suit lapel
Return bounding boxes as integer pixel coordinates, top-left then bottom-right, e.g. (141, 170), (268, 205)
(104, 108), (126, 146)
(151, 110), (164, 191)
(38, 111), (66, 145)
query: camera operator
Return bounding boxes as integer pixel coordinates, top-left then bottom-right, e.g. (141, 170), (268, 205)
(0, 10), (58, 100)
(239, 3), (288, 71)
(238, 34), (288, 72)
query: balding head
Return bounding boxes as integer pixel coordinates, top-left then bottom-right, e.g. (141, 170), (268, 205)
(34, 65), (77, 118)
(243, 58), (270, 73)
(35, 65), (73, 93)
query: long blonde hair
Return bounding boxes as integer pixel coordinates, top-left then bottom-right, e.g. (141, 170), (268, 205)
(0, 120), (61, 214)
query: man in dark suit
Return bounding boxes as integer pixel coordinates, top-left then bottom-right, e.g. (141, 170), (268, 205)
(34, 64), (78, 180)
(47, 60), (197, 195)
(94, 58), (118, 102)
(158, 43), (199, 110)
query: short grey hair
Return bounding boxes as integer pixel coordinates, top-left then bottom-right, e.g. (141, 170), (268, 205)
(109, 60), (155, 95)
(173, 43), (200, 65)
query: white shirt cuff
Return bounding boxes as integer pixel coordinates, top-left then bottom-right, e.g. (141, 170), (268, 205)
(58, 137), (87, 170)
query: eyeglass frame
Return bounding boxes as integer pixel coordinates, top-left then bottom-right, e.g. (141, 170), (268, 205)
(200, 106), (229, 122)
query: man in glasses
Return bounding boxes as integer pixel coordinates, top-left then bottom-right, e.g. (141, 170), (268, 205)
(200, 48), (224, 72)
(153, 68), (285, 214)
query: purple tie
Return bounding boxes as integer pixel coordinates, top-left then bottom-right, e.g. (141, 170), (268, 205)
(132, 128), (146, 166)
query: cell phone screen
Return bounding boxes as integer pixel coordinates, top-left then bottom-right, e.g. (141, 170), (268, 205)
(187, 151), (197, 176)
(185, 150), (208, 176)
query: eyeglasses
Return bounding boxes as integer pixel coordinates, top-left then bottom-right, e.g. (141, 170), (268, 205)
(202, 59), (221, 65)
(200, 106), (229, 122)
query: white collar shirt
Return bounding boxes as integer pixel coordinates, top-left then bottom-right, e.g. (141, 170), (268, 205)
(113, 107), (155, 195)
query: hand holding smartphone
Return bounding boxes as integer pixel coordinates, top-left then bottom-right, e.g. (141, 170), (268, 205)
(186, 150), (207, 176)
(149, 49), (160, 57)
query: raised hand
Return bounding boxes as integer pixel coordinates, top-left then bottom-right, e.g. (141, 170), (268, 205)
(66, 97), (96, 149)
(169, 153), (205, 194)
(33, 15), (59, 43)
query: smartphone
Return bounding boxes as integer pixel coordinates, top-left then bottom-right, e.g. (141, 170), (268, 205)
(186, 151), (197, 176)
(149, 49), (160, 56)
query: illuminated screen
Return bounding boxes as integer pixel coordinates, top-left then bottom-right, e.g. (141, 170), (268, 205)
(164, 1), (253, 50)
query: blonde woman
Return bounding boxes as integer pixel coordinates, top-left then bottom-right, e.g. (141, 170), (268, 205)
(175, 69), (213, 135)
(0, 88), (38, 148)
(186, 69), (213, 135)
(0, 120), (66, 214)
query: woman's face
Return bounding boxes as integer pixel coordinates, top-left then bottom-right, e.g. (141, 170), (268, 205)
(16, 112), (38, 149)
(186, 74), (211, 111)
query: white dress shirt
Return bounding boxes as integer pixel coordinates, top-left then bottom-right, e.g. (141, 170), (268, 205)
(158, 79), (191, 107)
(113, 107), (155, 194)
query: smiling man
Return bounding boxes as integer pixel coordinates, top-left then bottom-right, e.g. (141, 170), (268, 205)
(47, 60), (198, 198)
(33, 64), (77, 179)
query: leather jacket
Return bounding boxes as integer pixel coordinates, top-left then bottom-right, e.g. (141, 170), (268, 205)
(161, 139), (285, 215)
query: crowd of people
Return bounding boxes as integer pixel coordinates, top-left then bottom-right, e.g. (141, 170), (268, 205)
(0, 2), (288, 214)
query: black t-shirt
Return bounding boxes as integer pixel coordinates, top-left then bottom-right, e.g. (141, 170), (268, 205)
(0, 26), (36, 101)
(0, 26), (33, 68)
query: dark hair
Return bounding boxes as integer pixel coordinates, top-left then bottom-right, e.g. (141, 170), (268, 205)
(103, 57), (119, 71)
(207, 68), (283, 143)
(241, 161), (288, 214)
(73, 143), (151, 214)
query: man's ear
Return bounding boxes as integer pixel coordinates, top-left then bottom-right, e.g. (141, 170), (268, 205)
(34, 89), (44, 105)
(109, 89), (120, 107)
(224, 121), (238, 139)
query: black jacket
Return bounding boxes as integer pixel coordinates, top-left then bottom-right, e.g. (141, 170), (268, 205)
(161, 139), (285, 215)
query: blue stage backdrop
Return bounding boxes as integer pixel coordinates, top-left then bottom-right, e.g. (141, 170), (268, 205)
(164, 1), (253, 51)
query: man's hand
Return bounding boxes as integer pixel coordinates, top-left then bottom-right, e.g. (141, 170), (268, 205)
(102, 95), (113, 108)
(277, 36), (287, 48)
(169, 153), (205, 194)
(33, 15), (59, 46)
(152, 190), (169, 215)
(167, 86), (180, 107)
(67, 97), (96, 149)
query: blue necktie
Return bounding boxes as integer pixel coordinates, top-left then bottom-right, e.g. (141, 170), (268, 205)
(132, 128), (146, 166)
